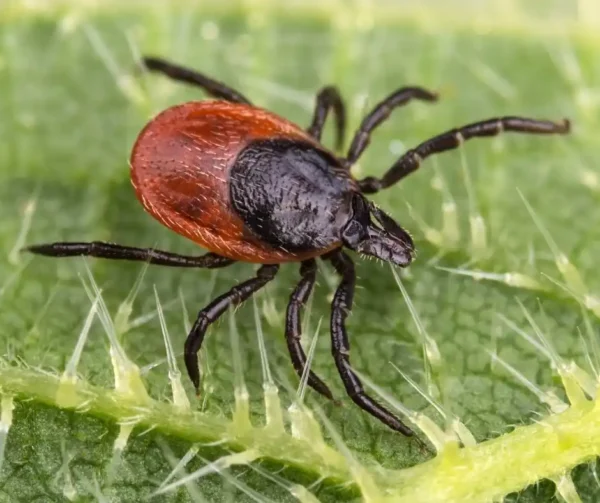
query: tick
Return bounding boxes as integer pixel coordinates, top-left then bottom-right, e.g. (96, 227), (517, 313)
(26, 56), (570, 435)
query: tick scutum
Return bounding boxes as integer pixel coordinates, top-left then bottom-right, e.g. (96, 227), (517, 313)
(230, 138), (356, 254)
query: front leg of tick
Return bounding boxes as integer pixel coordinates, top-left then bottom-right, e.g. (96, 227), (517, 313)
(328, 250), (414, 435)
(184, 264), (279, 393)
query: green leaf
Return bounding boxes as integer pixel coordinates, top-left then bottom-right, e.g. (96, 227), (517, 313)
(1, 1), (600, 502)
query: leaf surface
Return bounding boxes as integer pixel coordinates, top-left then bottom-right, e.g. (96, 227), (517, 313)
(1, 2), (599, 502)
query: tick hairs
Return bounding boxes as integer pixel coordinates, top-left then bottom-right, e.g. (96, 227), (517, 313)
(26, 56), (570, 435)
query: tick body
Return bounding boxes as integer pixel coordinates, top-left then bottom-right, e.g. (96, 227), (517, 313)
(27, 56), (570, 436)
(131, 101), (352, 264)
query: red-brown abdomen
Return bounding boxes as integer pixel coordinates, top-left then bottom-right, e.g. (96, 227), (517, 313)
(130, 101), (329, 263)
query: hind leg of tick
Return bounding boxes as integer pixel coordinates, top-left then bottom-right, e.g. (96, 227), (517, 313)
(142, 56), (252, 105)
(23, 241), (234, 268)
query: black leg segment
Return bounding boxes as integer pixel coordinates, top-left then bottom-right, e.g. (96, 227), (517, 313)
(184, 264), (279, 392)
(285, 259), (334, 400)
(345, 86), (438, 166)
(307, 86), (346, 152)
(25, 241), (234, 268)
(142, 56), (252, 105)
(328, 249), (413, 435)
(359, 115), (570, 194)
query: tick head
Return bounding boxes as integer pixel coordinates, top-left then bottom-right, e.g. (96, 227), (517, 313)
(341, 194), (414, 267)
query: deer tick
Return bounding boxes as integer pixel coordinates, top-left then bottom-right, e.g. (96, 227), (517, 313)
(26, 56), (570, 435)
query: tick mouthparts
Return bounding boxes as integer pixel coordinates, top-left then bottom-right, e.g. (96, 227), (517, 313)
(370, 205), (413, 244)
(390, 249), (414, 268)
(357, 226), (414, 267)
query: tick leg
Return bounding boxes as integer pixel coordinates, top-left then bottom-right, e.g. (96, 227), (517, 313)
(185, 264), (279, 392)
(328, 249), (413, 435)
(141, 56), (252, 105)
(307, 86), (346, 152)
(285, 259), (334, 400)
(345, 86), (438, 166)
(359, 116), (571, 194)
(25, 241), (234, 268)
